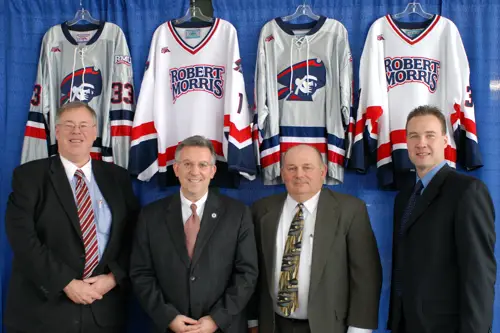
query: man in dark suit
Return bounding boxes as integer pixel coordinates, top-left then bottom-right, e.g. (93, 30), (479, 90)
(388, 105), (496, 333)
(130, 135), (258, 333)
(4, 101), (139, 333)
(250, 144), (382, 333)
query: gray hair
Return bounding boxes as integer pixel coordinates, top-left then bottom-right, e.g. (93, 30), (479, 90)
(55, 101), (97, 125)
(175, 135), (216, 164)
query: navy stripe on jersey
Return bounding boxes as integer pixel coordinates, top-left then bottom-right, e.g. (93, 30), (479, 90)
(28, 111), (45, 123)
(129, 138), (158, 176)
(110, 109), (134, 121)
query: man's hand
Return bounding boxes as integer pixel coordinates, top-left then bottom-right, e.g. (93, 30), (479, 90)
(198, 316), (218, 333)
(168, 315), (200, 333)
(84, 273), (117, 296)
(248, 327), (258, 333)
(63, 279), (103, 305)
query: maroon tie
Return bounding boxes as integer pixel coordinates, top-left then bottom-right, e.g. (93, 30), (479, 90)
(75, 169), (98, 278)
(184, 203), (200, 259)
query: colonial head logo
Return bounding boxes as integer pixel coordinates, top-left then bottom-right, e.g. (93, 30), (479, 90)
(60, 67), (103, 104)
(277, 58), (326, 101)
(385, 57), (440, 93)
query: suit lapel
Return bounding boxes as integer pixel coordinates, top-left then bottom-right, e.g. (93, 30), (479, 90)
(260, 193), (286, 299)
(48, 156), (82, 240)
(309, 188), (341, 298)
(404, 165), (452, 233)
(165, 193), (191, 268)
(191, 190), (221, 266)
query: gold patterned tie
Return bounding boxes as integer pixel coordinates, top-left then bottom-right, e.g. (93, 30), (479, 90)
(277, 203), (305, 316)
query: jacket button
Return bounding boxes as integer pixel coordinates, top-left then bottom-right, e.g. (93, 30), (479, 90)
(190, 276), (196, 282)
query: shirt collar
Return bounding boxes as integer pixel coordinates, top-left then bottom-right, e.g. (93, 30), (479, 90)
(285, 190), (321, 215)
(59, 155), (92, 182)
(180, 190), (209, 208)
(417, 160), (447, 189)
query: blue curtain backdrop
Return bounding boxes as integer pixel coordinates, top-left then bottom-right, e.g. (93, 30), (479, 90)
(1, 0), (499, 332)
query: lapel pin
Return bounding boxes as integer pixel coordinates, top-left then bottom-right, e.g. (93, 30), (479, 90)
(211, 213), (217, 218)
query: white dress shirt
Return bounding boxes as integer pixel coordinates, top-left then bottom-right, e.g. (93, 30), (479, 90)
(272, 191), (372, 333)
(180, 190), (208, 224)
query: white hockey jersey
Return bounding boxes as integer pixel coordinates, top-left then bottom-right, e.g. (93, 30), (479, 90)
(22, 22), (134, 168)
(352, 15), (482, 187)
(254, 17), (353, 185)
(130, 18), (255, 187)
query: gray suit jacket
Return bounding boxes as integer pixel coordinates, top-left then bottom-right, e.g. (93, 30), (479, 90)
(251, 188), (382, 333)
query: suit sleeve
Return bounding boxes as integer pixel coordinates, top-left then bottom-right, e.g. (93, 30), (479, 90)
(209, 205), (259, 331)
(456, 180), (495, 332)
(129, 208), (181, 332)
(5, 167), (77, 298)
(346, 201), (382, 328)
(107, 168), (140, 286)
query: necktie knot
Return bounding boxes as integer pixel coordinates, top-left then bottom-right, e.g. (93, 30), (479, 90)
(75, 169), (85, 180)
(190, 203), (197, 215)
(414, 180), (424, 195)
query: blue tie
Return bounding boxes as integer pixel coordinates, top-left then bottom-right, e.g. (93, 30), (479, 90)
(394, 180), (424, 296)
(399, 180), (424, 236)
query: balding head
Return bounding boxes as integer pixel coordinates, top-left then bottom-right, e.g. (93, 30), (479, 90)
(281, 145), (326, 202)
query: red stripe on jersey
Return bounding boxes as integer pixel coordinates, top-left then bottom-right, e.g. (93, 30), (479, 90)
(358, 106), (384, 135)
(131, 122), (156, 141)
(25, 126), (46, 140)
(261, 151), (280, 168)
(111, 125), (132, 137)
(90, 152), (102, 160)
(168, 18), (220, 55)
(386, 15), (441, 46)
(451, 103), (477, 136)
(224, 115), (252, 143)
(445, 145), (457, 162)
(328, 151), (345, 166)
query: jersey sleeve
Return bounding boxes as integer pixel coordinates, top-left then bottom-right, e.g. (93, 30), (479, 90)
(129, 30), (159, 181)
(223, 25), (256, 179)
(351, 23), (388, 172)
(21, 34), (50, 164)
(448, 24), (482, 169)
(254, 28), (277, 177)
(329, 27), (353, 172)
(106, 28), (135, 168)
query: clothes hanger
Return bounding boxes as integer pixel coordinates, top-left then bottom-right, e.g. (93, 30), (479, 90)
(175, 0), (213, 25)
(67, 0), (100, 26)
(392, 2), (434, 20)
(281, 0), (320, 22)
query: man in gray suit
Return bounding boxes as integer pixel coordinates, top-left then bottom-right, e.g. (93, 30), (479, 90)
(250, 144), (382, 333)
(130, 135), (258, 333)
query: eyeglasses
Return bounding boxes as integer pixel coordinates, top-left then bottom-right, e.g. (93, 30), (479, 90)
(59, 122), (96, 133)
(178, 160), (213, 171)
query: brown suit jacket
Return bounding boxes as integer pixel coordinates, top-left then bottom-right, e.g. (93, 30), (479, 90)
(251, 188), (382, 333)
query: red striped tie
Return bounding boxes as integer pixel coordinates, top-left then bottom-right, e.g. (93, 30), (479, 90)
(75, 169), (99, 279)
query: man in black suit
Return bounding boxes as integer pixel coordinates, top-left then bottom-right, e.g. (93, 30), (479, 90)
(388, 105), (496, 333)
(130, 135), (258, 333)
(4, 101), (139, 333)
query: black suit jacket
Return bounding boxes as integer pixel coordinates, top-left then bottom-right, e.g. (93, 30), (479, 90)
(388, 165), (496, 333)
(4, 155), (140, 332)
(129, 190), (258, 333)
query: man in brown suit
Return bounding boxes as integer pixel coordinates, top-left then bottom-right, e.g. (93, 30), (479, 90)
(250, 144), (382, 333)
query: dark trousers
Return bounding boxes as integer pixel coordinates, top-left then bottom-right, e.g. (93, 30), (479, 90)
(6, 306), (123, 333)
(275, 314), (311, 333)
